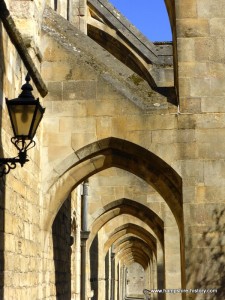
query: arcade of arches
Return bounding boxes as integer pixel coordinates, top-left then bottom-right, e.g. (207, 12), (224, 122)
(0, 0), (225, 300)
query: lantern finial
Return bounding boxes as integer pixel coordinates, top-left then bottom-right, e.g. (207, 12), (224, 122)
(19, 73), (34, 99)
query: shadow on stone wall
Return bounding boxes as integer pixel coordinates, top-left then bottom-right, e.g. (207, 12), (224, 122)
(0, 21), (5, 299)
(52, 196), (72, 300)
(90, 235), (99, 300)
(187, 208), (225, 300)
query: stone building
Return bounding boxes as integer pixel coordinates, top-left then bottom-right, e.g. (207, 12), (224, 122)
(0, 0), (225, 299)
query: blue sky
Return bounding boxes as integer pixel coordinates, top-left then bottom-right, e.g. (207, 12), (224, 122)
(109, 0), (172, 41)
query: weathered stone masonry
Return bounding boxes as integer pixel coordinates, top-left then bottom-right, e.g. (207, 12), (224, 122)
(0, 0), (225, 299)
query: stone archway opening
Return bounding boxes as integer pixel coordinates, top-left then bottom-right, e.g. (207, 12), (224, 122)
(43, 137), (185, 298)
(104, 223), (157, 256)
(89, 198), (164, 247)
(89, 210), (160, 300)
(44, 138), (183, 233)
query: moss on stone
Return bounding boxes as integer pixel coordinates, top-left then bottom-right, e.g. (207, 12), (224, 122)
(128, 74), (144, 86)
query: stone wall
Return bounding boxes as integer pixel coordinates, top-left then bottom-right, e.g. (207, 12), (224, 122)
(127, 262), (145, 297)
(0, 17), (44, 299)
(175, 0), (225, 296)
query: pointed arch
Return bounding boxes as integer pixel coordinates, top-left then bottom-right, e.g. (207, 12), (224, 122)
(104, 223), (157, 255)
(43, 137), (182, 233)
(89, 198), (164, 247)
(114, 236), (153, 264)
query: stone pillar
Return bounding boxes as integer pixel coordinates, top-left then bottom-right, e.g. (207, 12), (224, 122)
(105, 251), (110, 300)
(121, 265), (126, 300)
(119, 264), (123, 300)
(81, 180), (89, 232)
(81, 180), (90, 300)
(81, 231), (90, 300)
(110, 251), (115, 300)
(124, 266), (127, 298)
(114, 258), (119, 300)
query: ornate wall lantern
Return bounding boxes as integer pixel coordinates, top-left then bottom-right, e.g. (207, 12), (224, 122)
(0, 74), (45, 176)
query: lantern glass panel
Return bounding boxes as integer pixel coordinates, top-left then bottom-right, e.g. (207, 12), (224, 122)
(8, 103), (36, 138)
(30, 105), (44, 139)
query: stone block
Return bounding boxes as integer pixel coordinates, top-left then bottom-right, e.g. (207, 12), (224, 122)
(42, 61), (72, 81)
(179, 142), (198, 160)
(63, 80), (96, 100)
(75, 140), (100, 160)
(201, 97), (225, 112)
(178, 78), (191, 98)
(71, 160), (96, 182)
(177, 38), (195, 62)
(149, 142), (179, 163)
(91, 155), (107, 170)
(204, 160), (225, 186)
(210, 61), (225, 77)
(42, 38), (71, 62)
(66, 117), (96, 136)
(48, 146), (72, 163)
(152, 130), (176, 144)
(198, 141), (225, 159)
(51, 100), (87, 117)
(210, 18), (225, 36)
(126, 131), (152, 149)
(179, 62), (209, 78)
(197, 0), (225, 18)
(151, 115), (178, 131)
(180, 96), (201, 114)
(87, 100), (113, 117)
(46, 132), (71, 147)
(43, 118), (60, 133)
(71, 132), (97, 151)
(209, 77), (225, 96)
(196, 128), (225, 142)
(97, 78), (125, 101)
(9, 176), (27, 199)
(195, 113), (225, 128)
(194, 37), (211, 61)
(190, 77), (211, 97)
(209, 38), (225, 63)
(177, 129), (196, 143)
(189, 203), (208, 224)
(4, 233), (16, 252)
(177, 19), (209, 38)
(96, 117), (112, 139)
(176, 1), (197, 18)
(46, 82), (62, 101)
(181, 186), (196, 203)
(197, 186), (225, 202)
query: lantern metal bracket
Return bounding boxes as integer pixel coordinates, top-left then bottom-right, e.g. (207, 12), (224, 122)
(0, 73), (45, 177)
(0, 137), (36, 176)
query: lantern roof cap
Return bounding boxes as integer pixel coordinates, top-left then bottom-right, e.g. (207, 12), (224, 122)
(19, 74), (35, 99)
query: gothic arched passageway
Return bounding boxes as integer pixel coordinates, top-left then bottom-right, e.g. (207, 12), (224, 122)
(2, 0), (225, 299)
(43, 138), (184, 300)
